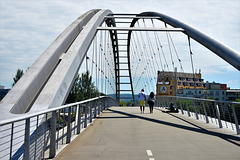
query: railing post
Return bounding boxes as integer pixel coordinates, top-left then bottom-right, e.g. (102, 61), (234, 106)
(34, 115), (39, 160)
(202, 101), (209, 123)
(231, 104), (240, 134)
(100, 99), (102, 112)
(215, 102), (223, 128)
(77, 105), (82, 134)
(174, 97), (176, 110)
(167, 98), (170, 109)
(49, 111), (56, 158)
(161, 97), (164, 108)
(84, 105), (88, 128)
(186, 100), (191, 117)
(103, 98), (106, 110)
(9, 123), (14, 159)
(94, 101), (97, 118)
(179, 98), (184, 115)
(98, 100), (101, 115)
(194, 100), (199, 120)
(66, 107), (71, 143)
(23, 118), (30, 160)
(90, 103), (92, 123)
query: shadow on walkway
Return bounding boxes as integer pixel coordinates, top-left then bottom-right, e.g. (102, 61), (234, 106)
(106, 108), (240, 147)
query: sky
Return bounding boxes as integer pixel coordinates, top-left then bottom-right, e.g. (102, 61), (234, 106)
(0, 0), (239, 89)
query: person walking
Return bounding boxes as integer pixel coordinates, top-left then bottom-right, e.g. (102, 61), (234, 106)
(148, 92), (155, 113)
(138, 89), (146, 113)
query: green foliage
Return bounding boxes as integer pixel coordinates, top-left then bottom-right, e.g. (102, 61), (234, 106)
(119, 100), (133, 106)
(12, 69), (24, 87)
(126, 101), (133, 106)
(66, 71), (99, 104)
(119, 100), (126, 106)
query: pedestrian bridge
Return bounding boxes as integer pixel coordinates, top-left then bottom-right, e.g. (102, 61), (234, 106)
(0, 96), (239, 160)
(0, 9), (239, 159)
(54, 106), (240, 160)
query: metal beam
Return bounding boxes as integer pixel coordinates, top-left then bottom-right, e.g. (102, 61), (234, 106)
(105, 16), (160, 19)
(97, 27), (184, 32)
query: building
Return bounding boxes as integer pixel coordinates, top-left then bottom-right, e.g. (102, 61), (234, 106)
(156, 71), (205, 97)
(227, 89), (240, 101)
(156, 71), (228, 101)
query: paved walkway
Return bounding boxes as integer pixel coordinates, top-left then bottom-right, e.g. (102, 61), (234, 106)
(55, 107), (240, 160)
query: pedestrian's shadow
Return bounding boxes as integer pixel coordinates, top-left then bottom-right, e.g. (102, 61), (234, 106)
(107, 108), (240, 147)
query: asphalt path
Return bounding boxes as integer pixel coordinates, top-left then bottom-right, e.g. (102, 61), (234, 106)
(55, 106), (240, 160)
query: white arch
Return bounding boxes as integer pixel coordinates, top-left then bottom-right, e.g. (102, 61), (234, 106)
(0, 9), (112, 118)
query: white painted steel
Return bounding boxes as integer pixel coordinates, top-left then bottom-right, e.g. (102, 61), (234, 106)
(0, 9), (101, 116)
(97, 26), (184, 31)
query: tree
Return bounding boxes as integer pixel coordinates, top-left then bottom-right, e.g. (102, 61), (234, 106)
(119, 100), (126, 106)
(126, 101), (133, 106)
(12, 69), (24, 87)
(65, 71), (99, 104)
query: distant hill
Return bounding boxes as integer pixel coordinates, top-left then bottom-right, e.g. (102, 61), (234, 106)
(108, 94), (149, 102)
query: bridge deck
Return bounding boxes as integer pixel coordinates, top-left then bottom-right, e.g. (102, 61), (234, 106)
(55, 107), (240, 160)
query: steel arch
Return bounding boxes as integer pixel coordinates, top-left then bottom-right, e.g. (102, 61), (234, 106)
(127, 11), (240, 71)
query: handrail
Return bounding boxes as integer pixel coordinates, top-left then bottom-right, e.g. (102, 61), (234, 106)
(0, 96), (111, 126)
(0, 96), (118, 159)
(156, 96), (240, 135)
(158, 95), (240, 104)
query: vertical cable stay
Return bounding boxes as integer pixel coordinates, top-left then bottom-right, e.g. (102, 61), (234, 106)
(164, 22), (175, 70)
(130, 19), (160, 94)
(142, 19), (158, 89)
(140, 20), (154, 93)
(151, 20), (169, 71)
(168, 31), (185, 73)
(142, 19), (158, 92)
(90, 36), (96, 98)
(84, 28), (117, 99)
(134, 21), (151, 93)
(95, 33), (98, 97)
(188, 36), (197, 93)
(151, 19), (164, 71)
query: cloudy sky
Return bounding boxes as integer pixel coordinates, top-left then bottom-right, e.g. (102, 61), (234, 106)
(0, 0), (239, 89)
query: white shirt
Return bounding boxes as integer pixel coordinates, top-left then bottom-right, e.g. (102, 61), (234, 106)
(138, 92), (146, 100)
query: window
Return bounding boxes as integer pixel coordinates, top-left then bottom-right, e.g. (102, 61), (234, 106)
(179, 77), (185, 80)
(210, 91), (213, 95)
(190, 83), (195, 86)
(193, 78), (198, 82)
(197, 83), (202, 87)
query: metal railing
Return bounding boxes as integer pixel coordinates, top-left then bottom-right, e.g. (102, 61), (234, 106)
(0, 96), (118, 160)
(156, 96), (240, 135)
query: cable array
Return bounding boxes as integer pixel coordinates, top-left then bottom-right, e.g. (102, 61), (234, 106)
(77, 17), (197, 101)
(129, 18), (188, 96)
(79, 24), (116, 98)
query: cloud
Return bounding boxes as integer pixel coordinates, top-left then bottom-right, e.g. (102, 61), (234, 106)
(0, 0), (239, 89)
(227, 80), (240, 88)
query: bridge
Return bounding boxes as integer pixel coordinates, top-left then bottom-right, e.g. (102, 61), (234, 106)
(0, 9), (239, 159)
